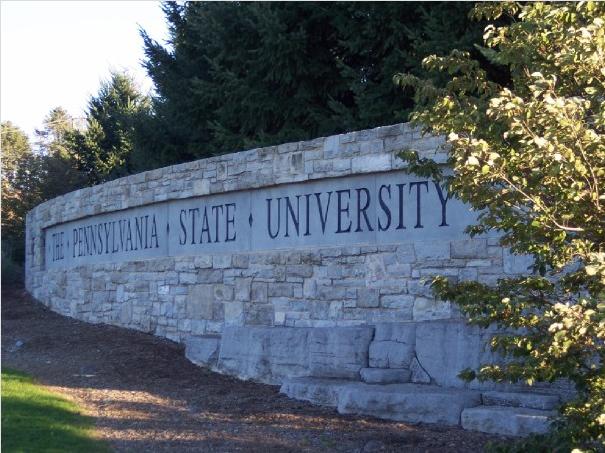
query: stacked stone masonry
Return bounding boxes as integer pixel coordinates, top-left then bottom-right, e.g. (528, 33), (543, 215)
(26, 122), (561, 436)
(26, 123), (531, 335)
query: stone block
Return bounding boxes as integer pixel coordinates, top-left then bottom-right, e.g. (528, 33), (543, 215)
(369, 341), (414, 369)
(482, 391), (559, 411)
(451, 239), (488, 259)
(395, 244), (416, 263)
(244, 304), (274, 325)
(193, 255), (212, 269)
(268, 282), (295, 297)
(190, 320), (207, 335)
(407, 280), (433, 297)
(232, 254), (249, 269)
(280, 378), (345, 407)
(415, 241), (450, 261)
(352, 154), (391, 173)
(197, 269), (223, 283)
(503, 249), (534, 274)
(185, 335), (221, 367)
(461, 406), (554, 436)
(274, 311), (286, 325)
(223, 301), (243, 325)
(374, 323), (416, 343)
(217, 327), (272, 382)
(213, 255), (232, 269)
(234, 278), (251, 301)
(213, 284), (234, 301)
(119, 301), (132, 324)
(357, 288), (379, 308)
(412, 297), (453, 321)
(286, 264), (313, 278)
(415, 320), (500, 389)
(187, 285), (214, 319)
(179, 272), (197, 284)
(303, 279), (317, 298)
(360, 368), (411, 384)
(379, 294), (414, 311)
(458, 268), (478, 282)
(368, 323), (416, 369)
(250, 282), (268, 302)
(309, 327), (374, 379)
(268, 328), (312, 380)
(410, 357), (431, 384)
(337, 382), (481, 425)
(217, 326), (311, 383)
(317, 285), (349, 301)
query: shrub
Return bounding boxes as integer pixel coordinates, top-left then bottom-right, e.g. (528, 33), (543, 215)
(396, 2), (605, 450)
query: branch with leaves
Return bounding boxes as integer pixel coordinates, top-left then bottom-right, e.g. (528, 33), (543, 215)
(395, 2), (605, 450)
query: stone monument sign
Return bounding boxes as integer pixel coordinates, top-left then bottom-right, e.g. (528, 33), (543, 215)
(26, 123), (558, 437)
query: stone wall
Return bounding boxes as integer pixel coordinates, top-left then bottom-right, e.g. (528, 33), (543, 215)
(26, 123), (570, 435)
(25, 122), (536, 387)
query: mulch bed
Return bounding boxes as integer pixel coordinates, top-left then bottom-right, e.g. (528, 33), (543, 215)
(1, 287), (511, 452)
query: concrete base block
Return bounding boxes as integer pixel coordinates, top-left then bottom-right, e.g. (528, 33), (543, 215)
(309, 327), (374, 379)
(368, 323), (416, 368)
(415, 320), (500, 389)
(410, 357), (431, 384)
(280, 378), (481, 426)
(338, 383), (481, 425)
(216, 325), (374, 383)
(185, 335), (221, 367)
(368, 341), (414, 369)
(360, 367), (411, 384)
(461, 406), (554, 436)
(280, 378), (347, 407)
(482, 391), (560, 411)
(217, 326), (310, 384)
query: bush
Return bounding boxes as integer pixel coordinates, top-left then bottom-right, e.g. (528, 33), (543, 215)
(1, 243), (23, 287)
(396, 2), (605, 450)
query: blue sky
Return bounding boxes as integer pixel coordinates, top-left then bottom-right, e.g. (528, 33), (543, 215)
(1, 1), (168, 137)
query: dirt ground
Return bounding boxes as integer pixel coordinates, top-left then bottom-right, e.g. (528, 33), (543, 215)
(1, 287), (511, 452)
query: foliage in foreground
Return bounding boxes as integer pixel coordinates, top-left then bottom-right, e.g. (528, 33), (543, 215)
(396, 2), (605, 450)
(1, 368), (107, 452)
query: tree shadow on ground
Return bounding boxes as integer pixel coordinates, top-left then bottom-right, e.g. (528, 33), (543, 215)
(1, 288), (507, 452)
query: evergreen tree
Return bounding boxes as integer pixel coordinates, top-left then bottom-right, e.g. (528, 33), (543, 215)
(69, 72), (151, 183)
(1, 122), (44, 275)
(35, 108), (88, 199)
(2, 112), (87, 279)
(139, 2), (488, 166)
(35, 107), (77, 156)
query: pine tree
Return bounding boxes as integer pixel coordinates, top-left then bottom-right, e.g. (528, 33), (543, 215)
(139, 2), (488, 166)
(1, 122), (44, 272)
(70, 72), (151, 183)
(35, 108), (88, 199)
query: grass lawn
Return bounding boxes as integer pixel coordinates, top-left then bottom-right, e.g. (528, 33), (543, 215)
(2, 368), (107, 452)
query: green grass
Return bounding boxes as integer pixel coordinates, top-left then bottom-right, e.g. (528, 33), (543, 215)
(1, 368), (108, 452)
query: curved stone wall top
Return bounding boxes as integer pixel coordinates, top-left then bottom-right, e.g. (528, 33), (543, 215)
(27, 122), (446, 230)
